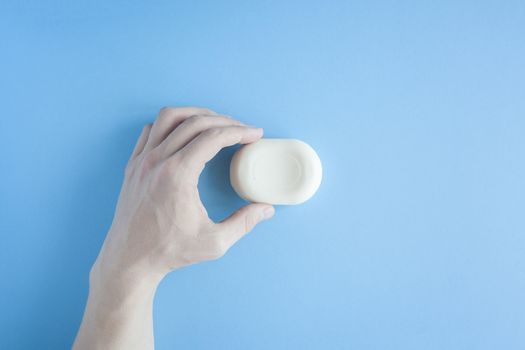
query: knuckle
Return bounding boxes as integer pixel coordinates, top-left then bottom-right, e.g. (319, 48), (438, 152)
(201, 108), (216, 115)
(244, 213), (259, 233)
(183, 114), (206, 127)
(157, 160), (175, 179)
(158, 106), (175, 115)
(157, 107), (179, 124)
(139, 151), (160, 177)
(202, 127), (224, 139)
(208, 236), (228, 259)
(143, 150), (159, 167)
(158, 157), (182, 181)
(174, 150), (196, 171)
(157, 156), (192, 186)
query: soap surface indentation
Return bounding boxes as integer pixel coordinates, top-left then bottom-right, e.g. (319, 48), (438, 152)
(230, 138), (322, 205)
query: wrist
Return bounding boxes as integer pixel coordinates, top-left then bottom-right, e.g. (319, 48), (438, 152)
(89, 253), (165, 302)
(81, 258), (162, 335)
(90, 227), (167, 291)
(75, 255), (162, 350)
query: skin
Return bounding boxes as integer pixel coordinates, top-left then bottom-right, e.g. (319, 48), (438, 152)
(73, 107), (275, 350)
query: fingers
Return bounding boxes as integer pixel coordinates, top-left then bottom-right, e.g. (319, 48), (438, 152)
(179, 125), (263, 174)
(160, 115), (243, 158)
(213, 203), (275, 251)
(131, 123), (152, 159)
(144, 106), (218, 152)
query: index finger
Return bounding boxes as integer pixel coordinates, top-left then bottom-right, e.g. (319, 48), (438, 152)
(179, 125), (263, 174)
(144, 106), (218, 152)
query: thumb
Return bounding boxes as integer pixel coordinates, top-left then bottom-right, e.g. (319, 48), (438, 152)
(217, 203), (275, 241)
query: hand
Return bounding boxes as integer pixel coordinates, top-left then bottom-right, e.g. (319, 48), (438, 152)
(92, 106), (275, 285)
(73, 107), (274, 350)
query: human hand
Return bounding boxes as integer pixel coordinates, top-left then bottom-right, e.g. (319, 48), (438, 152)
(92, 106), (275, 285)
(74, 107), (274, 350)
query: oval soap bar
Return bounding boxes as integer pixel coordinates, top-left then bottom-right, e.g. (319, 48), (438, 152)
(230, 138), (322, 205)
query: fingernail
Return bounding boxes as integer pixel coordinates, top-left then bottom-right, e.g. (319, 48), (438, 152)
(262, 206), (275, 220)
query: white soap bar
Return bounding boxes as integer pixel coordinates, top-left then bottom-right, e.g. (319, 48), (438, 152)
(230, 138), (322, 205)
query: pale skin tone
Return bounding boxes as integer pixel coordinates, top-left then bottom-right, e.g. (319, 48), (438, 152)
(73, 107), (275, 350)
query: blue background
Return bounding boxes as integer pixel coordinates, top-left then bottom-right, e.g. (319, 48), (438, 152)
(1, 0), (524, 349)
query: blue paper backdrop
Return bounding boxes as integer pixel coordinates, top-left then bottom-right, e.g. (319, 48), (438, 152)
(1, 0), (524, 349)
